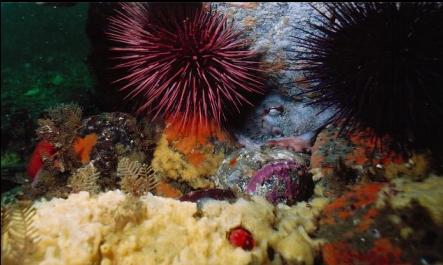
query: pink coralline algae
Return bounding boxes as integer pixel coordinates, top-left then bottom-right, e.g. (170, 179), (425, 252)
(246, 160), (313, 205)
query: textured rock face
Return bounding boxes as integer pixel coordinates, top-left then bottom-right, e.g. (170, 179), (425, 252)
(212, 2), (324, 98)
(212, 3), (334, 142)
(214, 145), (314, 205)
(239, 92), (334, 143)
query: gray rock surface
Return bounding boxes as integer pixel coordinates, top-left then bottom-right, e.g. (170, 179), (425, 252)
(213, 2), (326, 98)
(239, 92), (334, 143)
(212, 3), (334, 141)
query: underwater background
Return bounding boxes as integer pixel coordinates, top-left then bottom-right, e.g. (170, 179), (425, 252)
(1, 3), (443, 265)
(1, 3), (96, 176)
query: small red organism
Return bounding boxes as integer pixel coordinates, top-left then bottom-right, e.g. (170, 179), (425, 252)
(229, 157), (237, 168)
(72, 133), (98, 164)
(228, 226), (255, 250)
(27, 139), (56, 180)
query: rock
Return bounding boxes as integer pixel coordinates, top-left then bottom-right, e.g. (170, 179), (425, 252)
(238, 92), (333, 144)
(214, 145), (313, 205)
(310, 125), (432, 181)
(213, 2), (326, 98)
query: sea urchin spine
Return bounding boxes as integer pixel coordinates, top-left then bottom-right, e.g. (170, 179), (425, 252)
(107, 3), (265, 128)
(290, 3), (443, 152)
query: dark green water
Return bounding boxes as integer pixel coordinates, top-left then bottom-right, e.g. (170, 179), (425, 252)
(1, 3), (89, 67)
(1, 3), (95, 161)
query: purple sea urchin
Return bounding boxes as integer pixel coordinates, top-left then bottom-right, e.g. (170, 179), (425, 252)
(106, 3), (265, 127)
(291, 3), (443, 153)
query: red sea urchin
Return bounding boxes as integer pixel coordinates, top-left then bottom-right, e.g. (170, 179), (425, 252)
(291, 3), (443, 153)
(106, 3), (265, 128)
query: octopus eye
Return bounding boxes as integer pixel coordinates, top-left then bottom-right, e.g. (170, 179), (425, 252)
(271, 127), (282, 136)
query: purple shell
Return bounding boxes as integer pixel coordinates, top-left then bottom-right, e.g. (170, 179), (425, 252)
(246, 160), (313, 205)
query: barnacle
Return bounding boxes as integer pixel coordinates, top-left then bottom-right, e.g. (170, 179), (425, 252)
(117, 157), (159, 197)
